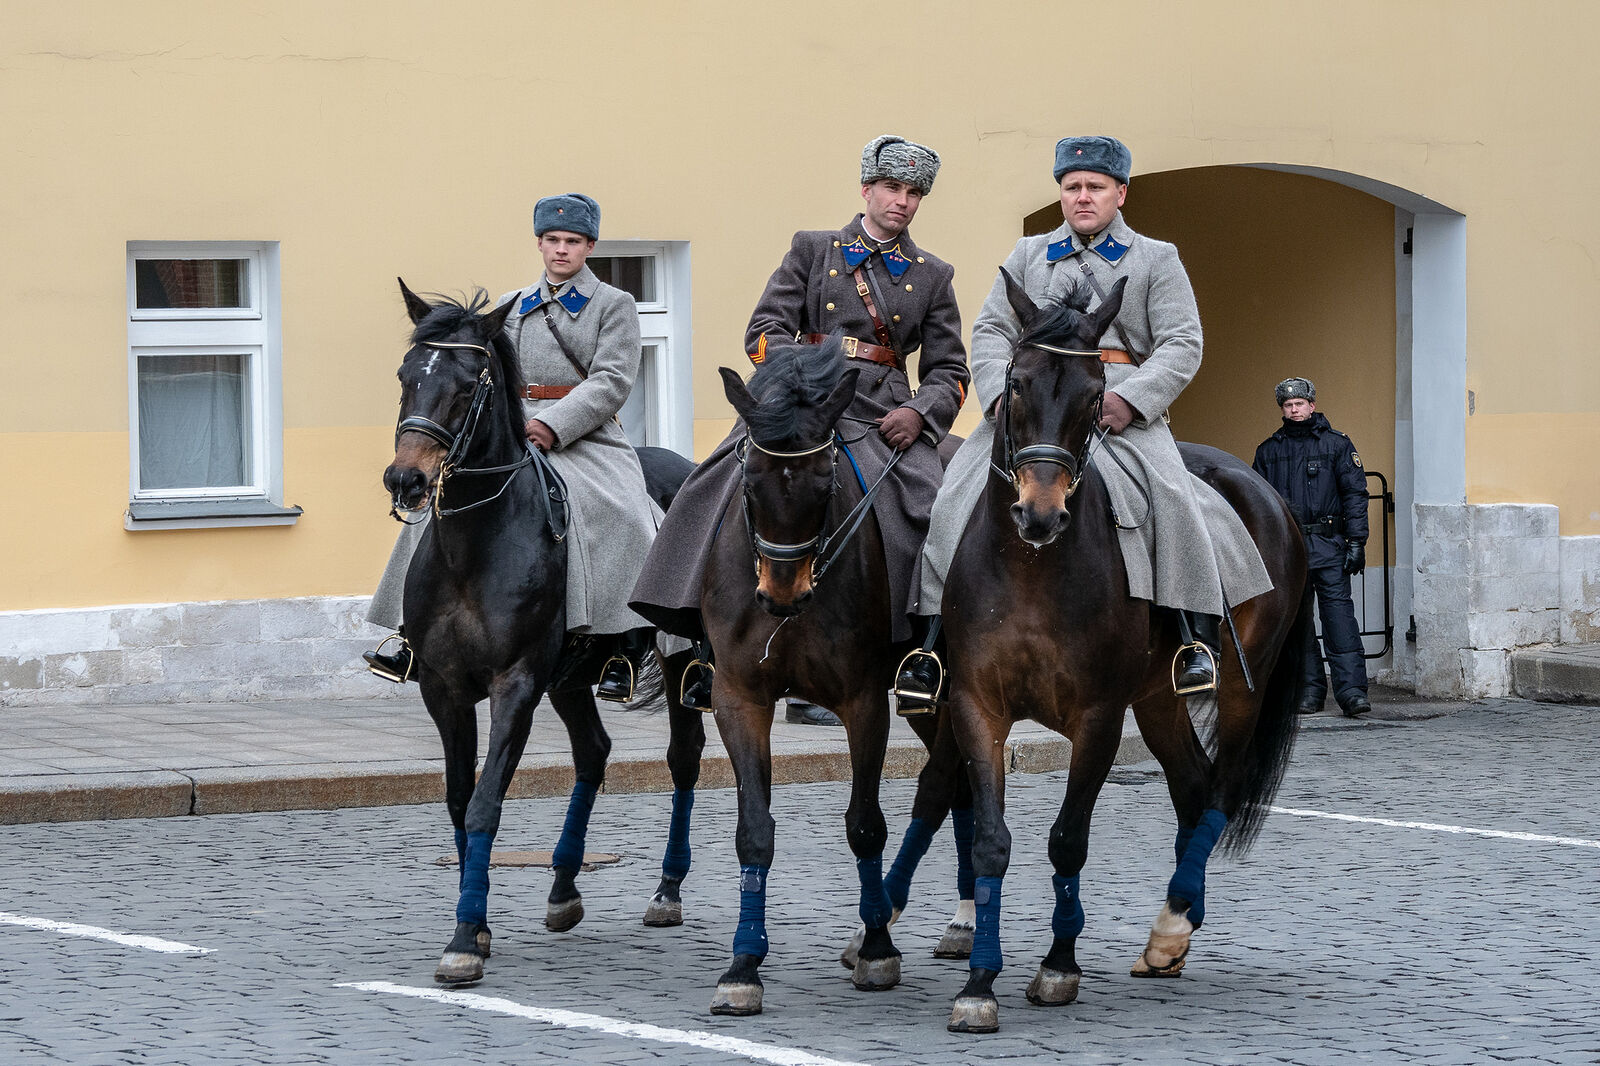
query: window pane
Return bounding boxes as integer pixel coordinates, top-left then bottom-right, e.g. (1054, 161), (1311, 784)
(137, 353), (252, 490)
(588, 256), (657, 303)
(619, 342), (658, 446)
(136, 258), (250, 309)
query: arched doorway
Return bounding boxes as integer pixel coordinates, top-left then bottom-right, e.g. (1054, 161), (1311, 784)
(1022, 165), (1467, 687)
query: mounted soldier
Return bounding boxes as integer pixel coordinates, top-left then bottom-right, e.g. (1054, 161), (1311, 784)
(364, 192), (659, 701)
(630, 134), (970, 721)
(901, 135), (1274, 706)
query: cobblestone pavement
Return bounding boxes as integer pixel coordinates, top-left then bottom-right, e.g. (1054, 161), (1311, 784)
(0, 699), (1594, 1064)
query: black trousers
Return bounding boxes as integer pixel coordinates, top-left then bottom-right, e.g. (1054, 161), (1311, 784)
(1302, 537), (1369, 708)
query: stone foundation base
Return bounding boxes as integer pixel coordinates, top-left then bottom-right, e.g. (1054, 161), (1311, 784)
(0, 597), (399, 707)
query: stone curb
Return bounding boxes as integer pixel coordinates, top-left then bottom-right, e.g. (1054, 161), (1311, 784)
(0, 730), (1153, 825)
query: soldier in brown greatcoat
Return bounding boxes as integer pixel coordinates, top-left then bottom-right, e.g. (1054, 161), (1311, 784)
(629, 135), (970, 724)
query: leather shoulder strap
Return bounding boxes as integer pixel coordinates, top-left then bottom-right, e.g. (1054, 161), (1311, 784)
(540, 305), (589, 380)
(851, 266), (898, 353)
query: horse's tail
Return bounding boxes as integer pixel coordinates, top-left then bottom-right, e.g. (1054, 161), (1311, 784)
(1220, 589), (1313, 854)
(629, 644), (669, 712)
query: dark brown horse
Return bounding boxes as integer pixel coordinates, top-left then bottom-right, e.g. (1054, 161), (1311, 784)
(701, 339), (974, 1016)
(384, 281), (705, 987)
(942, 271), (1310, 1033)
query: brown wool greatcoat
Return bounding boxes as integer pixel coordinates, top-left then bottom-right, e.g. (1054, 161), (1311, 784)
(629, 214), (969, 643)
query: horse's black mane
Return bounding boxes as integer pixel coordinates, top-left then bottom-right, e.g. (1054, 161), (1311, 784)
(409, 290), (528, 441)
(744, 337), (848, 445)
(1018, 285), (1101, 353)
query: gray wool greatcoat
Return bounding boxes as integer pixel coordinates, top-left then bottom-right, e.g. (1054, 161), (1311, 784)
(914, 213), (1273, 618)
(629, 214), (970, 644)
(368, 265), (659, 636)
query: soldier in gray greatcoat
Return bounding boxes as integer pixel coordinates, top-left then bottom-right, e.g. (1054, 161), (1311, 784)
(903, 136), (1274, 702)
(364, 193), (660, 701)
(628, 135), (970, 724)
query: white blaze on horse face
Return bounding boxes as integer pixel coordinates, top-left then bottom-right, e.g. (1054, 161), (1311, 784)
(424, 351), (442, 375)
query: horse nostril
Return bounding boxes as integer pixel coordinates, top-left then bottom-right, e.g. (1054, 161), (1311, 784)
(794, 588), (813, 609)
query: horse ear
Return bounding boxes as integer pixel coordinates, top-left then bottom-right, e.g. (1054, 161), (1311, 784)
(1085, 276), (1129, 343)
(720, 366), (760, 424)
(999, 267), (1038, 326)
(482, 296), (517, 337)
(818, 366), (862, 429)
(398, 278), (434, 325)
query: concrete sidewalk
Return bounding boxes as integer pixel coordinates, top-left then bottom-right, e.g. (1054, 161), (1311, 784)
(0, 685), (1458, 825)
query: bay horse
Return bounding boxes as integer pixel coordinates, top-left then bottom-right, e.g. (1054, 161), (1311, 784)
(942, 271), (1310, 1033)
(385, 280), (705, 987)
(703, 340), (974, 1016)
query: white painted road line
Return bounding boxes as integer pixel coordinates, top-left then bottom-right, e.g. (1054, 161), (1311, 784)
(0, 911), (214, 954)
(1269, 806), (1600, 849)
(338, 980), (872, 1066)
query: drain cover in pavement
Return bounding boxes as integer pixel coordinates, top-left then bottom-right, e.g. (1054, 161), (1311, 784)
(434, 850), (620, 871)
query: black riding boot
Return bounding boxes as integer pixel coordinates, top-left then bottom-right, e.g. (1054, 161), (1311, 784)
(680, 641), (715, 712)
(597, 627), (653, 704)
(363, 627), (415, 683)
(893, 615), (945, 716)
(1173, 612), (1222, 697)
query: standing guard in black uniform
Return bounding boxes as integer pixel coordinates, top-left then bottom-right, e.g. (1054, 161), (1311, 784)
(1251, 377), (1372, 717)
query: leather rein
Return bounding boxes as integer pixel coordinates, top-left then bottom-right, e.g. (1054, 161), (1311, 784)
(736, 427), (904, 585)
(392, 340), (567, 539)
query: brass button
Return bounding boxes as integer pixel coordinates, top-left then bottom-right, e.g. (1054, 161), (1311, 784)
(829, 269), (838, 277)
(826, 302), (836, 310)
(917, 257), (925, 264)
(893, 315), (901, 322)
(833, 240), (841, 247)
(905, 284), (913, 292)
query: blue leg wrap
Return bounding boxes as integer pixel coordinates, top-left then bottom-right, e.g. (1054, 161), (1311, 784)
(551, 780), (600, 873)
(1174, 823), (1195, 865)
(1050, 874), (1084, 941)
(1168, 808), (1227, 927)
(856, 855), (893, 928)
(455, 830), (494, 926)
(733, 864), (769, 960)
(454, 828), (468, 891)
(952, 807), (976, 900)
(883, 817), (937, 912)
(969, 875), (1004, 973)
(662, 788), (694, 881)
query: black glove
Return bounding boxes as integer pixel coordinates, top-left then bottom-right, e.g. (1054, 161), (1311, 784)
(1342, 540), (1366, 575)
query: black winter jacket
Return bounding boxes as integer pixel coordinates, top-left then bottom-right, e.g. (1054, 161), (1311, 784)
(1251, 412), (1368, 543)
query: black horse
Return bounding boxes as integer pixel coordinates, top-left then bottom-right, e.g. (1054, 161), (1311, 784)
(385, 280), (705, 986)
(700, 340), (974, 1017)
(940, 271), (1310, 1033)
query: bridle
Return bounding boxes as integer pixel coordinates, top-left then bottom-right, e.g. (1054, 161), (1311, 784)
(736, 425), (904, 586)
(992, 342), (1106, 501)
(391, 340), (561, 532)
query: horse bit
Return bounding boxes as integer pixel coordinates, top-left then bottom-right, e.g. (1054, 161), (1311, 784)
(736, 427), (904, 585)
(392, 341), (563, 534)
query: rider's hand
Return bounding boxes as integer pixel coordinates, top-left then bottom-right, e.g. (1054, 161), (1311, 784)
(525, 418), (557, 452)
(877, 407), (925, 451)
(1097, 391), (1137, 434)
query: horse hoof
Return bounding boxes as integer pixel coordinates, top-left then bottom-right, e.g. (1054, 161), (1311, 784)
(434, 951), (484, 986)
(933, 921), (974, 959)
(643, 895), (683, 928)
(546, 897), (584, 932)
(1130, 903), (1193, 977)
(852, 953), (901, 991)
(1025, 965), (1080, 1006)
(477, 928), (492, 959)
(709, 982), (763, 1016)
(947, 995), (999, 1034)
(840, 926), (865, 970)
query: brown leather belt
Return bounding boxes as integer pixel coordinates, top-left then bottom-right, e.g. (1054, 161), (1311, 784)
(1099, 349), (1134, 365)
(520, 384), (574, 400)
(801, 333), (902, 370)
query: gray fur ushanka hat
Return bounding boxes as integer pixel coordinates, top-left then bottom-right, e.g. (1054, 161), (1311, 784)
(533, 193), (600, 239)
(861, 135), (941, 194)
(1053, 135), (1132, 184)
(1275, 377), (1316, 404)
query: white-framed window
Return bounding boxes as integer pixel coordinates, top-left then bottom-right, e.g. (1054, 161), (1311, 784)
(589, 241), (692, 457)
(125, 241), (298, 529)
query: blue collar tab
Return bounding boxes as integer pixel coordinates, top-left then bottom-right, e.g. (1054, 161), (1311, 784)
(1046, 232), (1130, 264)
(881, 243), (911, 278)
(518, 289), (545, 315)
(841, 234), (872, 269)
(556, 286), (590, 314)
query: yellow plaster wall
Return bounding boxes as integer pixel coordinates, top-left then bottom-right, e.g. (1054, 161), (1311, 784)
(4, 1), (1599, 611)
